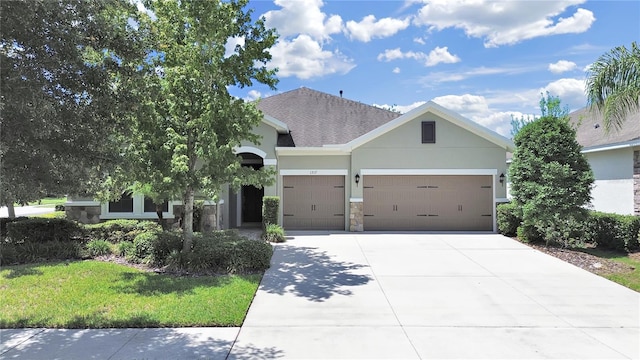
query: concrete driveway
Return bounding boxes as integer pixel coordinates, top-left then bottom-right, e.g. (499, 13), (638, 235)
(231, 233), (640, 359)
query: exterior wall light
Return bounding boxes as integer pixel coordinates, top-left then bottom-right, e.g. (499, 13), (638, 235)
(355, 173), (360, 186)
(499, 173), (505, 186)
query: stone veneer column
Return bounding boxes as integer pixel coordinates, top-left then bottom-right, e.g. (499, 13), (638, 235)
(634, 150), (640, 216)
(349, 201), (364, 232)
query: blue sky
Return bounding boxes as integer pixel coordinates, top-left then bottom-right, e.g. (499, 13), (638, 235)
(227, 0), (639, 137)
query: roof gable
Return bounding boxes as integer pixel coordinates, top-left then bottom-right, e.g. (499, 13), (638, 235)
(343, 101), (514, 152)
(256, 87), (401, 147)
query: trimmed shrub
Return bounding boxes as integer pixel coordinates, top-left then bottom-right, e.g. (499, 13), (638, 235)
(1, 217), (28, 238)
(6, 218), (82, 244)
(84, 220), (161, 243)
(263, 223), (285, 243)
(86, 239), (113, 257)
(588, 212), (640, 252)
(262, 196), (279, 228)
(54, 204), (65, 211)
(496, 202), (521, 237)
(232, 240), (273, 272)
(132, 231), (160, 264)
(151, 231), (183, 265)
(180, 232), (273, 273)
(2, 241), (81, 264)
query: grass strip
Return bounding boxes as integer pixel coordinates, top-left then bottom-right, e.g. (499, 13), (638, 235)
(0, 260), (261, 328)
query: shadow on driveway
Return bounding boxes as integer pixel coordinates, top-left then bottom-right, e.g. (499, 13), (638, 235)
(259, 244), (372, 302)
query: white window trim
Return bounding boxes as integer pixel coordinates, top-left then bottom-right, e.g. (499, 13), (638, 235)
(360, 169), (498, 176)
(234, 146), (267, 159)
(100, 194), (177, 220)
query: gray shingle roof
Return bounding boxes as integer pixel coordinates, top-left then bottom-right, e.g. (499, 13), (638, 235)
(570, 107), (640, 149)
(256, 87), (402, 147)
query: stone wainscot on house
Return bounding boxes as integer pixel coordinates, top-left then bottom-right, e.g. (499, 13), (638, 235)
(570, 108), (640, 216)
(66, 87), (515, 232)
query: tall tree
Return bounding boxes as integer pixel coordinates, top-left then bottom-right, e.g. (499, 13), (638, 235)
(0, 0), (144, 217)
(509, 95), (593, 247)
(586, 41), (640, 131)
(113, 0), (278, 250)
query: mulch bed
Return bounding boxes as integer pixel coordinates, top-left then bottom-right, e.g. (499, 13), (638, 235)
(526, 243), (636, 275)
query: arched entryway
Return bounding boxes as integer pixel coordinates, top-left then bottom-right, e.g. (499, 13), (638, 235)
(235, 152), (264, 227)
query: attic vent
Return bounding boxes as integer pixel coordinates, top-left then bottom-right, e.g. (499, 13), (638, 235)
(594, 124), (600, 129)
(339, 90), (343, 98)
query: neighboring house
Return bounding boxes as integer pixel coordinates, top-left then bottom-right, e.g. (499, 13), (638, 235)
(571, 108), (640, 215)
(66, 87), (514, 231)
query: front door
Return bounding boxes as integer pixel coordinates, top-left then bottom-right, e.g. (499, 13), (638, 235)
(242, 185), (264, 223)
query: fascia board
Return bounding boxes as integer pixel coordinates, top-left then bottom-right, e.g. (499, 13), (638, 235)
(262, 114), (289, 134)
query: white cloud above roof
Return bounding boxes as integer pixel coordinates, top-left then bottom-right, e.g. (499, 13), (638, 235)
(377, 46), (460, 67)
(548, 60), (577, 73)
(263, 0), (343, 41)
(345, 15), (411, 42)
(541, 78), (586, 108)
(413, 0), (595, 47)
(268, 35), (355, 79)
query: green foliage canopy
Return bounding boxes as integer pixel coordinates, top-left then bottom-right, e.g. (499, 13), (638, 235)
(0, 0), (145, 209)
(509, 96), (594, 246)
(108, 0), (279, 248)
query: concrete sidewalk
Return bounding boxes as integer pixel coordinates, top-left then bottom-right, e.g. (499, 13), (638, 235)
(2, 233), (639, 359)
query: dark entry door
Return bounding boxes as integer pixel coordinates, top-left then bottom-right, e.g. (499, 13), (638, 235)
(242, 185), (264, 223)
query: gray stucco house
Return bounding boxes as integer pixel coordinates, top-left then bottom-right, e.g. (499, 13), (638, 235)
(66, 87), (514, 231)
(570, 108), (640, 215)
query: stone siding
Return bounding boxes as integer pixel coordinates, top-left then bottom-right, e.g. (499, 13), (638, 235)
(66, 206), (101, 224)
(349, 201), (364, 232)
(634, 150), (640, 216)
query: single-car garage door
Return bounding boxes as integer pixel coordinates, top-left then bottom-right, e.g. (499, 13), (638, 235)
(283, 175), (345, 230)
(363, 175), (493, 231)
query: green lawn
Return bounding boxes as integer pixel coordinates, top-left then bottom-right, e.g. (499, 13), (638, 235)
(0, 260), (261, 328)
(14, 197), (67, 208)
(581, 248), (640, 292)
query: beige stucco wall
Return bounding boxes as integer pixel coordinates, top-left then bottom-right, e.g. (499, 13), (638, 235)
(239, 122), (279, 160)
(350, 113), (508, 199)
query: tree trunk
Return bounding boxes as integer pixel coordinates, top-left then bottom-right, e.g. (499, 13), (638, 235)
(182, 187), (195, 252)
(155, 203), (165, 230)
(7, 203), (16, 218)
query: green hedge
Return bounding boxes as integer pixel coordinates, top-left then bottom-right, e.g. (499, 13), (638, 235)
(6, 218), (83, 244)
(496, 202), (521, 237)
(176, 232), (273, 274)
(84, 220), (161, 243)
(262, 196), (279, 228)
(1, 217), (29, 238)
(1, 241), (81, 265)
(587, 212), (640, 252)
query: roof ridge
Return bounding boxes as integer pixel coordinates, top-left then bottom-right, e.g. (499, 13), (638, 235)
(293, 87), (399, 116)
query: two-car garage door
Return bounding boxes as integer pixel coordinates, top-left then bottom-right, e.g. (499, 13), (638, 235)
(363, 175), (493, 231)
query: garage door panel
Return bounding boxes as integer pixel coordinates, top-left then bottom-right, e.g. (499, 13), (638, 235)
(364, 175), (493, 231)
(283, 175), (345, 230)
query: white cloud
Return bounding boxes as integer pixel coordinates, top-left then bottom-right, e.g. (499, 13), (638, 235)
(418, 65), (533, 84)
(268, 35), (356, 79)
(224, 37), (245, 58)
(345, 15), (411, 42)
(377, 46), (460, 67)
(548, 60), (577, 74)
(392, 67), (401, 74)
(245, 90), (262, 101)
(541, 78), (586, 109)
(263, 0), (343, 41)
(373, 101), (426, 114)
(413, 37), (426, 45)
(414, 0), (595, 47)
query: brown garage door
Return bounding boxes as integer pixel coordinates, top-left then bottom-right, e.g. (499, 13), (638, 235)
(363, 175), (493, 231)
(283, 175), (345, 230)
